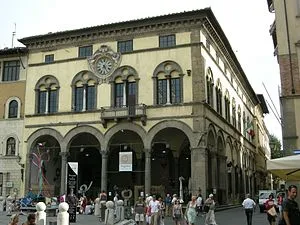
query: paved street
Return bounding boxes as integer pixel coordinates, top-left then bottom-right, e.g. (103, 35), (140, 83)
(0, 207), (273, 225)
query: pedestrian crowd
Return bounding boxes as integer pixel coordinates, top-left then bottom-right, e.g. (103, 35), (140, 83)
(131, 192), (217, 225)
(242, 184), (300, 225)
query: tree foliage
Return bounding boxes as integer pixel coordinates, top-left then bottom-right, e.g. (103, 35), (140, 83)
(269, 134), (283, 159)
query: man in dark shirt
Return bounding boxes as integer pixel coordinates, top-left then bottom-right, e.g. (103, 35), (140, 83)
(134, 197), (146, 225)
(282, 185), (300, 225)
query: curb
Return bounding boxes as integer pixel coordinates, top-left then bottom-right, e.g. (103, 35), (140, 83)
(215, 205), (241, 212)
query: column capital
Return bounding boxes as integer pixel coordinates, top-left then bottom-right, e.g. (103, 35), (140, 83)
(100, 150), (108, 157)
(144, 148), (151, 156)
(59, 151), (70, 158)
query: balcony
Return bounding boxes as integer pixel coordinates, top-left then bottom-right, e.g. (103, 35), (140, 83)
(100, 104), (147, 128)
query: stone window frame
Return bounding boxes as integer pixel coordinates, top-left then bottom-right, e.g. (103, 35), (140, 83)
(237, 105), (241, 132)
(3, 134), (19, 156)
(71, 71), (98, 112)
(152, 60), (184, 105)
(5, 96), (21, 119)
(109, 65), (139, 107)
(159, 34), (176, 48)
(2, 60), (20, 81)
(45, 54), (54, 63)
(224, 89), (230, 122)
(117, 40), (133, 53)
(232, 98), (236, 128)
(215, 78), (223, 115)
(206, 67), (214, 107)
(78, 45), (93, 58)
(35, 75), (60, 114)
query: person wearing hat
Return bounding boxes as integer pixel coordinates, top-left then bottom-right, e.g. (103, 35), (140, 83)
(171, 194), (178, 205)
(8, 214), (19, 225)
(204, 194), (217, 225)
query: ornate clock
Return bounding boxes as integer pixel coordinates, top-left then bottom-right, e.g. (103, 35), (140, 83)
(96, 57), (113, 76)
(88, 45), (121, 81)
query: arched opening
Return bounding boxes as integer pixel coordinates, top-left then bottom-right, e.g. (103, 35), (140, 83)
(68, 132), (101, 199)
(29, 136), (61, 196)
(151, 127), (190, 202)
(107, 129), (144, 202)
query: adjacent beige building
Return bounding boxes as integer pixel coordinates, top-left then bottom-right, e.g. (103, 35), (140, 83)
(0, 47), (27, 197)
(17, 8), (271, 203)
(267, 0), (300, 154)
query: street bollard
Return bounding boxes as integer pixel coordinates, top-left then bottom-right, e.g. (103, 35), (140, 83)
(115, 200), (124, 222)
(57, 202), (69, 225)
(94, 198), (100, 216)
(105, 201), (115, 225)
(36, 202), (46, 225)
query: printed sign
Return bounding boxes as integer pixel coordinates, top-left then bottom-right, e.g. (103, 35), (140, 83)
(119, 152), (132, 171)
(67, 162), (78, 223)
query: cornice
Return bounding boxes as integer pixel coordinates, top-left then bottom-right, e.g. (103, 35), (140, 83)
(18, 9), (211, 50)
(202, 21), (259, 105)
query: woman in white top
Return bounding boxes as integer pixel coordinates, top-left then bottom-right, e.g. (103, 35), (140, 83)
(204, 194), (217, 225)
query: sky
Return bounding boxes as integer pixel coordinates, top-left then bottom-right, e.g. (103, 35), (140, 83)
(1, 0), (282, 141)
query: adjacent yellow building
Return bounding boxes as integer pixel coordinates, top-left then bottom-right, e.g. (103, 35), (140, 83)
(0, 47), (27, 197)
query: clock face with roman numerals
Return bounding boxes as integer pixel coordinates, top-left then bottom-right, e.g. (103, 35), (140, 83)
(96, 57), (113, 76)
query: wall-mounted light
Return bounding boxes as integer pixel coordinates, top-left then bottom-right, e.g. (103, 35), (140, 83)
(187, 69), (192, 76)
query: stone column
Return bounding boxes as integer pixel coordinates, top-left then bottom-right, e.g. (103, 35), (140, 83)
(219, 155), (227, 204)
(166, 75), (171, 104)
(123, 81), (127, 106)
(101, 151), (108, 192)
(144, 149), (151, 195)
(25, 152), (33, 193)
(45, 88), (49, 113)
(211, 152), (217, 190)
(231, 165), (236, 201)
(60, 152), (69, 195)
(190, 147), (207, 199)
(136, 153), (142, 185)
(174, 157), (179, 192)
(82, 84), (87, 111)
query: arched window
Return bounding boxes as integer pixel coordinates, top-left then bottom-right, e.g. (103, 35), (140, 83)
(232, 98), (236, 128)
(206, 68), (214, 107)
(237, 105), (241, 132)
(72, 71), (97, 112)
(243, 111), (246, 136)
(110, 66), (139, 109)
(6, 137), (16, 156)
(224, 90), (230, 122)
(35, 75), (59, 114)
(153, 61), (183, 105)
(215, 79), (222, 115)
(8, 100), (18, 118)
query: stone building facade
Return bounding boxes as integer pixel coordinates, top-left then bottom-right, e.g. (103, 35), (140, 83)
(17, 8), (270, 203)
(267, 0), (300, 154)
(0, 47), (27, 197)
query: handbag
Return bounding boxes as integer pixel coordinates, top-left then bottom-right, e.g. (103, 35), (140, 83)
(267, 207), (277, 217)
(203, 205), (209, 213)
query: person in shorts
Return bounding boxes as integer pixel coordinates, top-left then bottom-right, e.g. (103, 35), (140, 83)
(172, 200), (183, 225)
(135, 197), (146, 225)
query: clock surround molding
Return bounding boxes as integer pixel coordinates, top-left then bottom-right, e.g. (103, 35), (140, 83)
(88, 45), (122, 83)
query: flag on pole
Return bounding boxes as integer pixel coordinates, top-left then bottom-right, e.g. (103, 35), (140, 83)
(244, 120), (255, 138)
